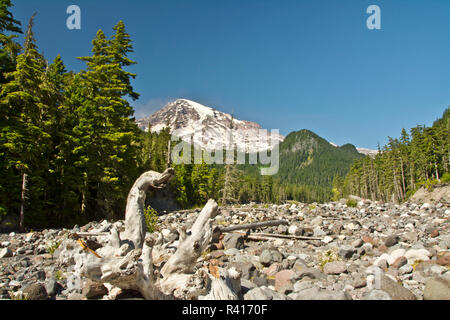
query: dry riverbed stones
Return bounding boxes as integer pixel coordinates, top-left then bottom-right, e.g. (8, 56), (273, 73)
(0, 198), (449, 300)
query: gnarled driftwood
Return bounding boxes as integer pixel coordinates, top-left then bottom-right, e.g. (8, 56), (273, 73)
(57, 168), (241, 300)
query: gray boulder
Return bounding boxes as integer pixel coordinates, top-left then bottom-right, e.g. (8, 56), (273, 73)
(423, 277), (450, 300)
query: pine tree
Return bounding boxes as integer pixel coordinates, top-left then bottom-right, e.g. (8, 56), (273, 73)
(75, 22), (141, 220)
(0, 13), (49, 229)
(0, 0), (22, 85)
(191, 159), (209, 204)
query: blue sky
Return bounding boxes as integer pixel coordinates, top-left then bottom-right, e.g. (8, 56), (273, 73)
(10, 0), (450, 149)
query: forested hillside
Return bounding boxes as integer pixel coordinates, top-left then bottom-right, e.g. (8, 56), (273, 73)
(340, 107), (449, 203)
(276, 129), (364, 188)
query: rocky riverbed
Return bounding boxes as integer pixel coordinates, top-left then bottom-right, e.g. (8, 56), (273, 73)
(0, 198), (449, 300)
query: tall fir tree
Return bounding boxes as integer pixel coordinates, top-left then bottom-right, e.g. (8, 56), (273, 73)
(75, 22), (141, 220)
(0, 13), (49, 229)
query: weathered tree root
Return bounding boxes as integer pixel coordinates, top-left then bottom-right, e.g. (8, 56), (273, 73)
(57, 168), (241, 300)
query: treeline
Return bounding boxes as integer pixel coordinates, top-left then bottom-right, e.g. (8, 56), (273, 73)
(0, 2), (145, 229)
(277, 130), (364, 189)
(337, 107), (449, 203)
(144, 127), (335, 207)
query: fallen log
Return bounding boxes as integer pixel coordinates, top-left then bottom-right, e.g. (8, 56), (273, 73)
(228, 231), (323, 241)
(219, 220), (288, 233)
(73, 232), (110, 237)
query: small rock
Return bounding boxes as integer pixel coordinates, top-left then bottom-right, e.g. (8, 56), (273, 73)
(252, 276), (269, 287)
(323, 261), (347, 275)
(82, 279), (108, 299)
(231, 261), (257, 280)
(398, 264), (414, 275)
(9, 280), (21, 288)
(0, 247), (13, 258)
(23, 283), (48, 300)
(240, 279), (257, 294)
(420, 203), (431, 210)
(293, 280), (315, 292)
(384, 235), (399, 247)
(353, 278), (367, 289)
(364, 289), (392, 300)
(293, 287), (350, 300)
(243, 287), (272, 300)
(223, 233), (244, 250)
(352, 239), (364, 248)
(401, 232), (418, 243)
(436, 252), (450, 267)
(380, 274), (417, 300)
(273, 239), (284, 247)
(430, 265), (446, 276)
(362, 236), (378, 246)
(311, 216), (323, 227)
(377, 259), (389, 270)
(67, 292), (85, 300)
(405, 248), (431, 263)
(209, 250), (225, 259)
(1, 241), (11, 248)
(338, 245), (356, 259)
(259, 249), (283, 267)
(274, 270), (295, 293)
(45, 279), (58, 297)
(430, 229), (440, 238)
(288, 225), (300, 236)
(391, 257), (408, 269)
(322, 236), (333, 244)
(265, 263), (282, 277)
(313, 227), (326, 237)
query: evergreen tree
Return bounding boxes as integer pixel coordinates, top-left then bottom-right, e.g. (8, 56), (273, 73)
(0, 0), (22, 85)
(0, 13), (49, 229)
(74, 22), (141, 220)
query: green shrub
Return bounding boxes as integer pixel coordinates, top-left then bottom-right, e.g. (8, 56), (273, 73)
(55, 270), (65, 280)
(416, 179), (440, 191)
(346, 199), (357, 208)
(46, 240), (61, 256)
(0, 206), (6, 220)
(441, 173), (450, 183)
(318, 248), (341, 271)
(144, 205), (159, 233)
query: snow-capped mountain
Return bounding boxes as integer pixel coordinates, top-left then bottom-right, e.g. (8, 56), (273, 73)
(136, 99), (285, 153)
(355, 147), (378, 157)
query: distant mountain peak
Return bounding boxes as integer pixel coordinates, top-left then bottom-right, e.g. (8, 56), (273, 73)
(329, 141), (378, 157)
(136, 99), (284, 153)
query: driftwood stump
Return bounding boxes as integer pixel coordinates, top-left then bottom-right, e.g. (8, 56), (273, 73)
(57, 168), (241, 300)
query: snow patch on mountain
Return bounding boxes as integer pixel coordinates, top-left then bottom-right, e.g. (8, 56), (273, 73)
(136, 99), (284, 153)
